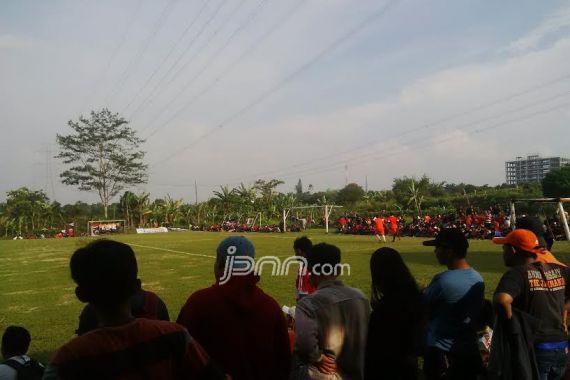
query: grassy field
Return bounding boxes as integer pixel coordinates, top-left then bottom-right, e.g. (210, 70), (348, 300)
(1, 230), (569, 363)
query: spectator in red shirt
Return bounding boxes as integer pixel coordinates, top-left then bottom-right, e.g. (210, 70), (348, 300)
(293, 236), (316, 300)
(339, 216), (347, 232)
(177, 236), (291, 380)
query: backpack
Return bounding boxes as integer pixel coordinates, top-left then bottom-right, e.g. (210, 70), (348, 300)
(3, 357), (44, 380)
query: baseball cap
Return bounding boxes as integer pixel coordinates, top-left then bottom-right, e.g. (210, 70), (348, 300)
(216, 236), (255, 269)
(423, 228), (469, 250)
(492, 229), (540, 253)
(492, 229), (566, 266)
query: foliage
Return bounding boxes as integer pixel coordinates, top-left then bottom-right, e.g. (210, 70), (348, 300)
(0, 175), (548, 236)
(542, 166), (570, 197)
(407, 179), (424, 214)
(56, 108), (147, 218)
(253, 179), (284, 203)
(1, 187), (56, 236)
(337, 183), (365, 205)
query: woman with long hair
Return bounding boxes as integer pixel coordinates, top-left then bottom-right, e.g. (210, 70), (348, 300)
(365, 247), (422, 380)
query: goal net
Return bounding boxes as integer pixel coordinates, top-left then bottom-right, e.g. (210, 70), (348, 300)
(87, 220), (126, 237)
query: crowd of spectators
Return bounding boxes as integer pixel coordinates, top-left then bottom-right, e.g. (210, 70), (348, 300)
(199, 221), (284, 233)
(194, 217), (314, 233)
(337, 209), (569, 241)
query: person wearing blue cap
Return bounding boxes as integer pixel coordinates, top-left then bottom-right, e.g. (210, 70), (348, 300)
(177, 236), (291, 380)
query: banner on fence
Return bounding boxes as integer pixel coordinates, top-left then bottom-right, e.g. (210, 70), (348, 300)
(135, 227), (168, 234)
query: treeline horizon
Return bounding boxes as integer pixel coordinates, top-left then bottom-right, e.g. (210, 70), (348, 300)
(1, 175), (549, 237)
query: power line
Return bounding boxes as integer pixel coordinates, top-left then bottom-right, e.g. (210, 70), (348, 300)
(142, 0), (306, 139)
(252, 98), (570, 183)
(80, 0), (144, 115)
(143, 0), (271, 139)
(150, 0), (399, 166)
(121, 0), (213, 113)
(128, 0), (230, 120)
(136, 0), (249, 130)
(221, 72), (570, 183)
(153, 86), (570, 188)
(106, 0), (179, 104)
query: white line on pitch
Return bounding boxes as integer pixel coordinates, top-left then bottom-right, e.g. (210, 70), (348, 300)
(127, 243), (215, 259)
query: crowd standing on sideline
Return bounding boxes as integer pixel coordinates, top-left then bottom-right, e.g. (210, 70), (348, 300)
(338, 210), (569, 242)
(3, 219), (570, 379)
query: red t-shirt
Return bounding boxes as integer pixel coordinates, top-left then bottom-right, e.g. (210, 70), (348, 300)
(177, 276), (291, 380)
(296, 268), (316, 299)
(50, 319), (220, 379)
(374, 218), (385, 233)
(494, 221), (501, 232)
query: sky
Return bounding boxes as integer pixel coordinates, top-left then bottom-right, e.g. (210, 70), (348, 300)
(1, 0), (570, 203)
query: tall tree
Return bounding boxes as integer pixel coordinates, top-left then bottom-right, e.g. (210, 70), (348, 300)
(5, 187), (51, 232)
(337, 183), (365, 205)
(56, 109), (147, 218)
(295, 179), (303, 195)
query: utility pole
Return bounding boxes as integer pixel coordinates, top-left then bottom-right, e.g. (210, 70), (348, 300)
(365, 175), (368, 192)
(344, 164), (349, 186)
(194, 180), (198, 205)
(40, 144), (57, 201)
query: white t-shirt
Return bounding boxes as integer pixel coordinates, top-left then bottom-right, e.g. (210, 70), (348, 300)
(0, 355), (31, 380)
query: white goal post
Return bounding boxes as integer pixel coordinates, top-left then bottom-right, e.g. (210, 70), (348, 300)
(87, 220), (126, 237)
(510, 198), (570, 242)
(282, 205), (342, 233)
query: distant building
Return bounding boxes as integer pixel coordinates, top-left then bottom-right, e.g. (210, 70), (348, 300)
(506, 155), (570, 185)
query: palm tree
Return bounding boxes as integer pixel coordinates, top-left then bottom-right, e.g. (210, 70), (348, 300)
(184, 202), (207, 228)
(120, 191), (138, 228)
(133, 193), (151, 227)
(236, 183), (256, 206)
(206, 204), (218, 225)
(316, 195), (328, 206)
(213, 185), (236, 219)
(163, 195), (183, 227)
(235, 183), (257, 222)
(407, 180), (424, 215)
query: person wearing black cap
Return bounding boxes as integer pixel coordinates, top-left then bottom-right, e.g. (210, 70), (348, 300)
(422, 228), (484, 380)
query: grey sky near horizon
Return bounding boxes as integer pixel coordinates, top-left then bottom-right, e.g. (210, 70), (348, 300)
(1, 0), (570, 204)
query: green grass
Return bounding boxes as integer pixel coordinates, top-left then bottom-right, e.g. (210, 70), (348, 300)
(1, 230), (569, 363)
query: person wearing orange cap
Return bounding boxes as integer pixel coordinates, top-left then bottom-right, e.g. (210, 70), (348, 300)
(493, 228), (566, 267)
(493, 229), (570, 380)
